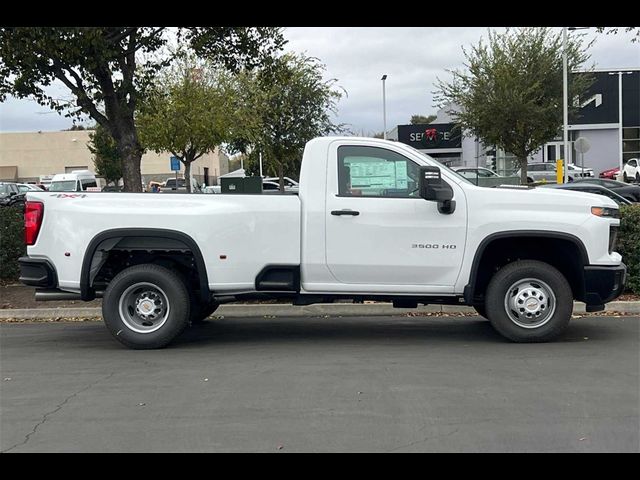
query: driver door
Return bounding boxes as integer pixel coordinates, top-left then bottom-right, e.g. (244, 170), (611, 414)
(324, 144), (467, 293)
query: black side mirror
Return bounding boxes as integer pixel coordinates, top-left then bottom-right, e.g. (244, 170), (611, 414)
(9, 191), (16, 197)
(418, 166), (456, 214)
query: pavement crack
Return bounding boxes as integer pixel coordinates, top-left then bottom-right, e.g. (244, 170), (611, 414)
(1, 372), (115, 453)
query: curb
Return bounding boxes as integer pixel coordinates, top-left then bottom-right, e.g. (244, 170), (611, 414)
(0, 301), (638, 320)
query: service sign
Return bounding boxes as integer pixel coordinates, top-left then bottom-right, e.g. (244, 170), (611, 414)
(397, 123), (462, 150)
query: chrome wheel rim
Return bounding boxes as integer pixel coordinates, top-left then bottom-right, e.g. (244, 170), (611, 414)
(503, 278), (556, 329)
(118, 282), (170, 334)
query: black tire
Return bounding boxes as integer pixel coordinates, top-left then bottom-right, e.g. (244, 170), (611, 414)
(473, 304), (488, 319)
(527, 177), (534, 184)
(102, 264), (190, 349)
(485, 260), (572, 343)
(623, 172), (629, 183)
(636, 172), (640, 183)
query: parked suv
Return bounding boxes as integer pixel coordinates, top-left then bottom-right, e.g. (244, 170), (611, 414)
(622, 158), (639, 183)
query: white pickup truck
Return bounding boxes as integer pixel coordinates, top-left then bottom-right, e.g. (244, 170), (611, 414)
(19, 137), (626, 349)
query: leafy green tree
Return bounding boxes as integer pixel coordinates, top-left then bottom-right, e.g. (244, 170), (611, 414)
(0, 27), (285, 192)
(88, 124), (123, 185)
(230, 53), (346, 191)
(410, 114), (437, 124)
(435, 27), (593, 185)
(137, 56), (241, 192)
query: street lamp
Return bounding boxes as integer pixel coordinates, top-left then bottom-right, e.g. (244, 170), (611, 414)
(609, 71), (633, 178)
(562, 26), (589, 183)
(381, 74), (387, 140)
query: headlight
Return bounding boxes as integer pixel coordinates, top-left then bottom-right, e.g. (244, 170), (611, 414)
(591, 206), (620, 218)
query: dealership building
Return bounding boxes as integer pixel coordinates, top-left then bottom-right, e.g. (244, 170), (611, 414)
(0, 129), (230, 186)
(388, 68), (640, 176)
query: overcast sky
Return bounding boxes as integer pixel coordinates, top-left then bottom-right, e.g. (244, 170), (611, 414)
(1, 27), (638, 134)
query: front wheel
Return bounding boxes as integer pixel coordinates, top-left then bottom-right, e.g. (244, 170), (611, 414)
(485, 260), (572, 342)
(102, 264), (191, 349)
(623, 172), (629, 183)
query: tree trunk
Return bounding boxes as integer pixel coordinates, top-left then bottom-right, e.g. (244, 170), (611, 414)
(184, 161), (192, 193)
(519, 157), (529, 185)
(116, 129), (143, 192)
(278, 163), (285, 193)
(120, 144), (143, 192)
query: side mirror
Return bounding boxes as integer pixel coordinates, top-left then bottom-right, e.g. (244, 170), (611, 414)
(9, 191), (16, 197)
(418, 166), (456, 214)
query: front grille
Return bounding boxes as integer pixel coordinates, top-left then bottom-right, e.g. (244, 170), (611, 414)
(609, 226), (619, 254)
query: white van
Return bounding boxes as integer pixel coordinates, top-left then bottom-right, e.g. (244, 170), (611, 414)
(49, 170), (98, 192)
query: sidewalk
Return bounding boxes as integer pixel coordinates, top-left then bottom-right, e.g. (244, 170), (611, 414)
(0, 301), (638, 320)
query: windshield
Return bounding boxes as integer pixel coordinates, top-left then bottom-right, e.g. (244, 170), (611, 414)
(49, 180), (78, 192)
(403, 144), (474, 185)
(0, 185), (10, 197)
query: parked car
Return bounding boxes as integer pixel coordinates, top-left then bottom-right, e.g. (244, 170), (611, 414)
(519, 162), (593, 184)
(574, 178), (640, 202)
(599, 166), (620, 180)
(162, 177), (201, 193)
(0, 182), (26, 207)
(263, 176), (300, 192)
(538, 183), (632, 206)
(49, 170), (98, 192)
(17, 183), (46, 193)
(622, 158), (639, 183)
(566, 163), (594, 178)
(202, 185), (220, 194)
(452, 167), (520, 187)
(519, 163), (557, 183)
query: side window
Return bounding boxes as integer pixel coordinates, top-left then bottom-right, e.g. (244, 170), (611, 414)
(545, 164), (556, 171)
(629, 159), (638, 167)
(337, 145), (420, 198)
(81, 179), (97, 190)
(529, 165), (540, 172)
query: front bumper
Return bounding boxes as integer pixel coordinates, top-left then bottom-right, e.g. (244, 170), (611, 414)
(583, 263), (627, 312)
(18, 257), (57, 288)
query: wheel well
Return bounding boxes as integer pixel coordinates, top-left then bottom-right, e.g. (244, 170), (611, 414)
(467, 235), (586, 304)
(81, 229), (209, 303)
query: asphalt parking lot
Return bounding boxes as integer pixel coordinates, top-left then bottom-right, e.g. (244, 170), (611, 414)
(1, 315), (638, 452)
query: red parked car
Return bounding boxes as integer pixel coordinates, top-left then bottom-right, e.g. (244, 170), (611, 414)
(599, 167), (620, 179)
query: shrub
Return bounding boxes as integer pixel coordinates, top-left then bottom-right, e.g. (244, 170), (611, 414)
(0, 206), (25, 280)
(619, 205), (640, 294)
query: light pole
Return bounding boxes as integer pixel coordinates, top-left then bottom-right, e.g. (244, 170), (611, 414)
(609, 71), (633, 178)
(562, 27), (569, 183)
(381, 74), (387, 140)
(562, 26), (589, 183)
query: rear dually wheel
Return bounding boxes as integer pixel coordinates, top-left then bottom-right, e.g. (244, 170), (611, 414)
(102, 264), (190, 349)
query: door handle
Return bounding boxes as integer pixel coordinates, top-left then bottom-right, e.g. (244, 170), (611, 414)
(331, 209), (360, 216)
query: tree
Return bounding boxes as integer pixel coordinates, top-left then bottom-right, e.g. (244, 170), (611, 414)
(435, 27), (593, 184)
(137, 56), (239, 192)
(0, 27), (285, 192)
(410, 114), (437, 124)
(88, 124), (123, 185)
(596, 27), (640, 42)
(230, 53), (346, 191)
